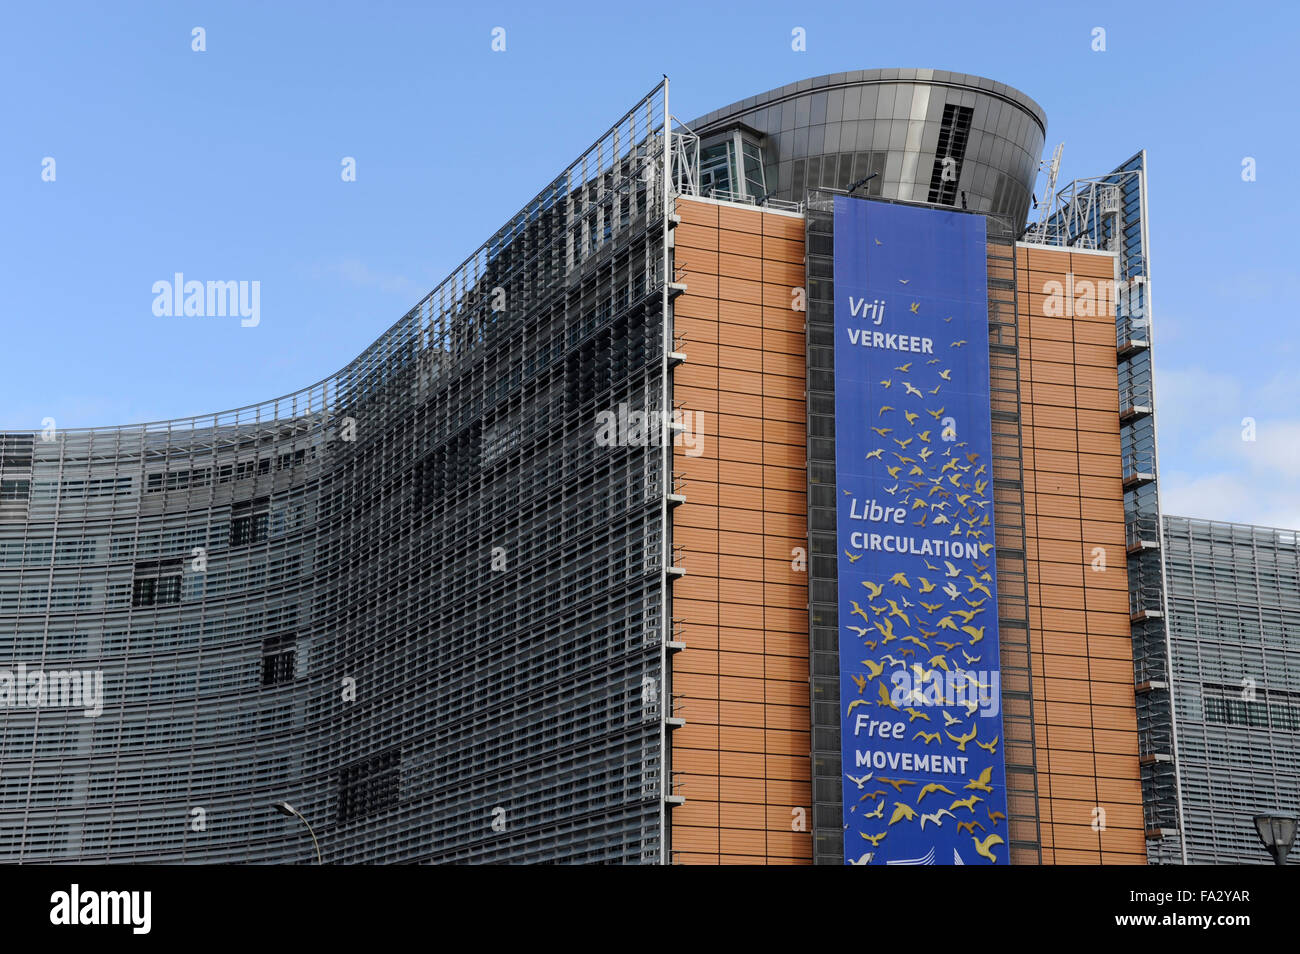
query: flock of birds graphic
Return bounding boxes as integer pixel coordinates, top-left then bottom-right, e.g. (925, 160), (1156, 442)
(843, 268), (1004, 864)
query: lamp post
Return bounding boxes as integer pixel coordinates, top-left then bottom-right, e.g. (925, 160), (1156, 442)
(271, 800), (322, 864)
(1252, 812), (1297, 865)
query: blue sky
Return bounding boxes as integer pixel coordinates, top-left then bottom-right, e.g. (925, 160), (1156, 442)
(2, 1), (1297, 528)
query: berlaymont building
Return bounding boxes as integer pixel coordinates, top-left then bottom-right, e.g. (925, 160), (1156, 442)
(1, 68), (1294, 865)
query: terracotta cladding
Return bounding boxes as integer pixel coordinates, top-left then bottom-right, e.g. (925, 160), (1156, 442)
(1012, 244), (1146, 864)
(670, 198), (812, 864)
(666, 199), (1144, 865)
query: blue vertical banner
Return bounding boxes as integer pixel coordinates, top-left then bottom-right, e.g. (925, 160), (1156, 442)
(833, 196), (1009, 866)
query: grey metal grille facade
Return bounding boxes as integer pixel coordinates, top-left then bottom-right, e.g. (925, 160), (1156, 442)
(1162, 516), (1300, 864)
(1030, 153), (1184, 861)
(0, 85), (675, 863)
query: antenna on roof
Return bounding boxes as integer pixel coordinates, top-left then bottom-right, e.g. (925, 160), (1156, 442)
(847, 172), (878, 196)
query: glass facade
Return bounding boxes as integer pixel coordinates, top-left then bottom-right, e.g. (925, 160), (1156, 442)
(0, 86), (674, 863)
(689, 69), (1046, 226)
(1162, 516), (1300, 864)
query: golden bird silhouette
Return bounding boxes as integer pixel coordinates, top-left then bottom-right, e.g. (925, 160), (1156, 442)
(939, 369), (952, 381)
(859, 659), (884, 682)
(860, 788), (888, 801)
(918, 447), (934, 462)
(927, 406), (945, 420)
(889, 802), (918, 825)
(951, 339), (968, 348)
(962, 596), (986, 608)
(913, 729), (941, 745)
(965, 766), (995, 793)
(987, 808), (1006, 825)
(894, 436), (913, 449)
(900, 635), (929, 652)
(949, 794), (982, 813)
(973, 833), (1004, 863)
(965, 576), (991, 598)
(879, 777), (916, 793)
(871, 426), (892, 438)
(861, 580), (884, 600)
(962, 625), (986, 644)
(850, 601), (870, 622)
(872, 618), (895, 641)
(929, 654), (951, 672)
(937, 616), (958, 631)
(849, 674), (868, 695)
(880, 378), (892, 389)
(956, 820), (984, 834)
(879, 405), (895, 415)
(844, 550), (863, 564)
(920, 601), (943, 614)
(886, 465), (902, 479)
(903, 411), (920, 426)
(909, 302), (919, 314)
(962, 650), (981, 665)
(976, 736), (1000, 755)
(876, 681), (899, 711)
(917, 576), (937, 594)
(846, 698), (870, 716)
(903, 706), (930, 723)
(953, 608), (983, 623)
(861, 830), (887, 846)
(886, 600), (911, 627)
(888, 571), (911, 588)
(865, 448), (884, 461)
(935, 640), (960, 652)
(895, 361), (912, 372)
(920, 808), (955, 830)
(862, 799), (885, 819)
(946, 724), (977, 751)
(915, 783), (956, 804)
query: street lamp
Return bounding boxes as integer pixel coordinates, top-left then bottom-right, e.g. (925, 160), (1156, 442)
(1252, 812), (1297, 865)
(271, 800), (322, 864)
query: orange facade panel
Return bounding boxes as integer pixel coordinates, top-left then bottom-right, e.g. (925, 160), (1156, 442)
(671, 198), (811, 864)
(1017, 242), (1144, 864)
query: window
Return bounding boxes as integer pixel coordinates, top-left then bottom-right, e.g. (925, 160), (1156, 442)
(927, 104), (974, 206)
(0, 479), (30, 501)
(131, 575), (181, 608)
(338, 751), (402, 823)
(230, 496), (270, 547)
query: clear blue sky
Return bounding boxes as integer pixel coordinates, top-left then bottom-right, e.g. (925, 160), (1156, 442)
(2, 1), (1297, 528)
